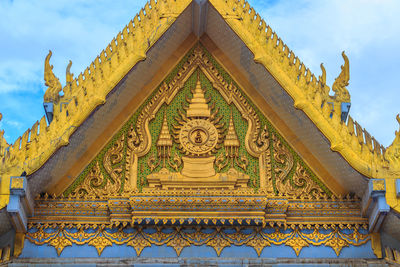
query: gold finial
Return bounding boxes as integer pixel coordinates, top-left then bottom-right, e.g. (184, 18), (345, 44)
(43, 50), (62, 103)
(0, 113), (2, 122)
(385, 114), (400, 164)
(66, 60), (73, 85)
(186, 71), (210, 118)
(332, 51), (350, 102)
(319, 63), (326, 86)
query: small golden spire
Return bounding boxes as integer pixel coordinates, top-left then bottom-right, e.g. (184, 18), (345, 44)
(157, 111), (173, 167)
(224, 111), (240, 168)
(157, 111), (173, 148)
(224, 112), (240, 148)
(187, 71), (210, 118)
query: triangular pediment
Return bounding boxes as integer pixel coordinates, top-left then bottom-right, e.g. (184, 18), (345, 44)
(4, 1), (387, 261)
(62, 44), (331, 199)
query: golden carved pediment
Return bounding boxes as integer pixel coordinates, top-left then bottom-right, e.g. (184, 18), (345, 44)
(64, 44), (330, 202)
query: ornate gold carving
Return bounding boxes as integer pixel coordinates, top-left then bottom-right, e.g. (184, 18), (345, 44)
(31, 192), (367, 230)
(25, 225), (370, 257)
(273, 134), (326, 198)
(157, 112), (173, 167)
(179, 119), (219, 156)
(71, 134), (125, 197)
(172, 73), (225, 178)
(71, 162), (105, 197)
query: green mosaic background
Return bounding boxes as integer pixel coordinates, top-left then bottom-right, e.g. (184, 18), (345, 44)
(63, 45), (331, 196)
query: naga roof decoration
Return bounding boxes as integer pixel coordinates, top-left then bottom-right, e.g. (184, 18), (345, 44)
(0, 0), (399, 215)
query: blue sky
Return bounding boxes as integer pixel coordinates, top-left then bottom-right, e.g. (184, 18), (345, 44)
(0, 0), (399, 148)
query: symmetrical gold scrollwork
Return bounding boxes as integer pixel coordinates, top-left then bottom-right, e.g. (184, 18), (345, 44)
(26, 225), (370, 257)
(71, 134), (125, 197)
(273, 134), (326, 198)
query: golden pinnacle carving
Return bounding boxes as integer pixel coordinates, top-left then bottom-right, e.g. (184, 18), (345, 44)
(187, 74), (211, 118)
(216, 111), (249, 172)
(172, 71), (225, 178)
(157, 111), (173, 167)
(224, 111), (240, 150)
(173, 71), (225, 158)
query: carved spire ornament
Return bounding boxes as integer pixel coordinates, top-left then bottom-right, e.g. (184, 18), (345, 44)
(157, 111), (173, 168)
(173, 71), (225, 177)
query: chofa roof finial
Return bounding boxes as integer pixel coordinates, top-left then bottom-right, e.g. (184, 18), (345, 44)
(43, 50), (62, 103)
(332, 51), (350, 102)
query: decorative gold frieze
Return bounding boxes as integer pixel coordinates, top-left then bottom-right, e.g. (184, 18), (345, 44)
(30, 192), (366, 229)
(25, 225), (370, 257)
